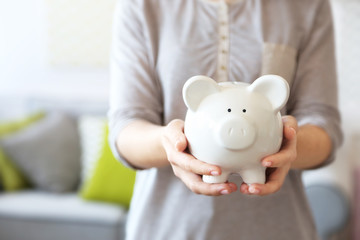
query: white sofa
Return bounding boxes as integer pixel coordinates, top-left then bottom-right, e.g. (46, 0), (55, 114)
(0, 192), (127, 240)
(0, 99), (128, 240)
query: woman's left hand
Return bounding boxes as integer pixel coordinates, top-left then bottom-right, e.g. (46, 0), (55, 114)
(240, 115), (298, 196)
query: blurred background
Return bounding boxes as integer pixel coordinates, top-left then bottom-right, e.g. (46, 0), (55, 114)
(0, 0), (115, 116)
(0, 0), (359, 240)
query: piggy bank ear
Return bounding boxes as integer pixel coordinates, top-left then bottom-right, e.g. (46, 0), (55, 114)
(248, 75), (289, 112)
(183, 76), (220, 112)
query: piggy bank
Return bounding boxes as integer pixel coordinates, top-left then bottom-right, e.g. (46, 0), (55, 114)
(183, 75), (289, 184)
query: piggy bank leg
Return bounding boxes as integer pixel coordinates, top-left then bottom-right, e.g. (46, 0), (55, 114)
(203, 172), (230, 184)
(239, 167), (266, 185)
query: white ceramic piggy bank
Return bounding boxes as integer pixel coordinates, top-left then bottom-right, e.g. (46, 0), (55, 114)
(183, 75), (289, 184)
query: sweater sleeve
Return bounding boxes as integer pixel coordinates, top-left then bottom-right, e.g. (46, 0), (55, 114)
(288, 0), (343, 167)
(108, 0), (162, 168)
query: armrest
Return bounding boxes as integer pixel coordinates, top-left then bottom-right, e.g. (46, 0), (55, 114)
(305, 184), (350, 240)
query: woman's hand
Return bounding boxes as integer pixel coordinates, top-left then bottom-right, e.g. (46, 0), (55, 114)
(161, 119), (237, 196)
(240, 115), (298, 196)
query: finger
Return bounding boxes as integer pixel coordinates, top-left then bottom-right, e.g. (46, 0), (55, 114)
(176, 167), (237, 196)
(282, 115), (298, 132)
(262, 125), (297, 168)
(240, 182), (262, 195)
(257, 165), (290, 196)
(246, 165), (290, 196)
(176, 154), (222, 176)
(239, 182), (250, 194)
(164, 119), (187, 152)
(284, 124), (297, 140)
(163, 136), (222, 176)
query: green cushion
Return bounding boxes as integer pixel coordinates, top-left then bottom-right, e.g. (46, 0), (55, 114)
(80, 125), (136, 208)
(0, 112), (45, 191)
(0, 148), (30, 191)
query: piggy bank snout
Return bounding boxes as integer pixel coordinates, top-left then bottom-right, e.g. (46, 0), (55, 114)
(216, 117), (256, 150)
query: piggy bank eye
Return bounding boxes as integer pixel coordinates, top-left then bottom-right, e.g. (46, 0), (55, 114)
(227, 108), (232, 113)
(242, 109), (247, 113)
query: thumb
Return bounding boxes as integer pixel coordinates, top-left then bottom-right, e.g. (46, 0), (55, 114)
(175, 135), (187, 152)
(166, 119), (187, 152)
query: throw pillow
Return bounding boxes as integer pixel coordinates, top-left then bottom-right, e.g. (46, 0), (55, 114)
(0, 148), (31, 191)
(80, 123), (136, 208)
(78, 116), (107, 187)
(0, 111), (45, 191)
(0, 112), (81, 193)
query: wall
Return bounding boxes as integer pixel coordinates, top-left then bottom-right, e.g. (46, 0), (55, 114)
(0, 0), (114, 119)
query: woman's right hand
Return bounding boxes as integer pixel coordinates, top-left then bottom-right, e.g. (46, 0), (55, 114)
(161, 119), (237, 196)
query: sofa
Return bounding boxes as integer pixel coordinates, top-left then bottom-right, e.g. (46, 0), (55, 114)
(0, 99), (352, 240)
(0, 100), (135, 240)
(0, 191), (127, 240)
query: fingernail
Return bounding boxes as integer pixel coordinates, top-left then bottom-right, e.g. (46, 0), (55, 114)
(210, 171), (220, 176)
(220, 189), (230, 195)
(249, 185), (260, 194)
(262, 161), (272, 167)
(230, 183), (237, 191)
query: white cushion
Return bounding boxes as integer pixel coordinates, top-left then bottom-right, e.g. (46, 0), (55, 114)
(0, 191), (126, 225)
